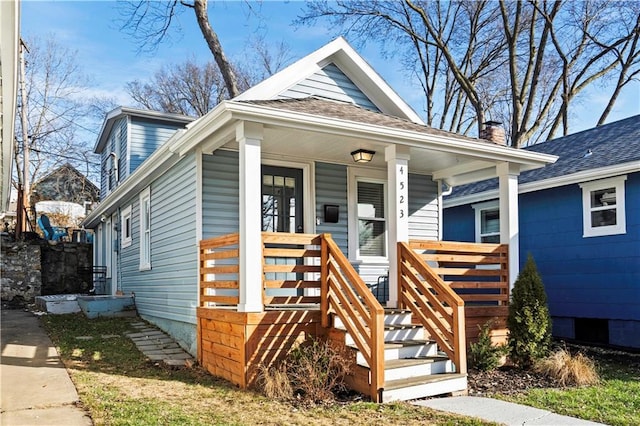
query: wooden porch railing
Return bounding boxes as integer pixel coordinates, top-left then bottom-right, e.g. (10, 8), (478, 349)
(408, 240), (509, 307)
(262, 232), (322, 306)
(321, 234), (385, 403)
(398, 242), (467, 374)
(200, 233), (240, 306)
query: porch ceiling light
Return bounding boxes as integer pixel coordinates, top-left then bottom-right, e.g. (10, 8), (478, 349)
(351, 149), (376, 163)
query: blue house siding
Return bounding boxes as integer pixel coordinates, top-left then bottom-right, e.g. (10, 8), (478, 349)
(279, 63), (380, 111)
(120, 153), (199, 353)
(443, 204), (475, 243)
(99, 117), (127, 199)
(444, 171), (640, 348)
(129, 117), (183, 175)
(202, 150), (240, 239)
(315, 162), (348, 253)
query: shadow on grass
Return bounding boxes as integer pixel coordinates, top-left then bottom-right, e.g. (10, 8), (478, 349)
(40, 313), (238, 390)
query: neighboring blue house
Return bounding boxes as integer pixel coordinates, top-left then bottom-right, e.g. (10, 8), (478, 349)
(443, 116), (640, 349)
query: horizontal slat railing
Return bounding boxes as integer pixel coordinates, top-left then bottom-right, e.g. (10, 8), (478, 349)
(200, 233), (240, 307)
(398, 242), (467, 374)
(409, 240), (509, 307)
(321, 234), (385, 402)
(261, 232), (322, 306)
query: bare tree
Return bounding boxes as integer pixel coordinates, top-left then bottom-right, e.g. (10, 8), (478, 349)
(119, 0), (241, 98)
(125, 42), (293, 117)
(127, 59), (230, 116)
(14, 37), (99, 198)
(300, 0), (640, 147)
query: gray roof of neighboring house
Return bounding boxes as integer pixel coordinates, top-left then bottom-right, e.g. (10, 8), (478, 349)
(447, 115), (640, 198)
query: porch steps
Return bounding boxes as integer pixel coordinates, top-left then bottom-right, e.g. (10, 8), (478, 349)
(333, 309), (467, 402)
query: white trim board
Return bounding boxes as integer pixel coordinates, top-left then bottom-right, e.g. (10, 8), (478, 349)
(444, 161), (640, 208)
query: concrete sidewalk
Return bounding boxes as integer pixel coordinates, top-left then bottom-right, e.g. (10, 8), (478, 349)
(1, 309), (92, 425)
(414, 395), (605, 425)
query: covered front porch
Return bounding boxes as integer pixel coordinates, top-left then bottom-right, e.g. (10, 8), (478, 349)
(196, 231), (509, 402)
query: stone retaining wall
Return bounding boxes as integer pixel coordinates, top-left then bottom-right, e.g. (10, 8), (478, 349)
(1, 237), (93, 306)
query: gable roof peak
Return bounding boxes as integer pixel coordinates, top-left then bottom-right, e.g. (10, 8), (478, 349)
(235, 37), (424, 124)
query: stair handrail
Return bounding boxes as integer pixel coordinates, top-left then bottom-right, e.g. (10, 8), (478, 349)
(320, 234), (385, 402)
(398, 242), (467, 374)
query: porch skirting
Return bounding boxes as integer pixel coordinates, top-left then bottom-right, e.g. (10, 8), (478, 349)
(196, 307), (324, 388)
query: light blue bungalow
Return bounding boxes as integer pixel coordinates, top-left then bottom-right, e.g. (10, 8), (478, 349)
(443, 116), (640, 350)
(83, 38), (556, 401)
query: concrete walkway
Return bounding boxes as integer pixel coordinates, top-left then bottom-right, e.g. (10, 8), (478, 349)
(1, 309), (92, 425)
(414, 395), (605, 425)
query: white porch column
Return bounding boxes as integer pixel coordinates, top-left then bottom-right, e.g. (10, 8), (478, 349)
(385, 145), (411, 308)
(237, 122), (264, 312)
(497, 162), (520, 290)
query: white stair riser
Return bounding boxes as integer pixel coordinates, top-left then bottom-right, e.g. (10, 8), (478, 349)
(382, 313), (413, 326)
(333, 313), (413, 329)
(356, 343), (438, 365)
(384, 359), (454, 381)
(344, 327), (425, 346)
(382, 376), (468, 402)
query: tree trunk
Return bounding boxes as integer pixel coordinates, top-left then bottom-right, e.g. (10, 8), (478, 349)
(193, 0), (239, 98)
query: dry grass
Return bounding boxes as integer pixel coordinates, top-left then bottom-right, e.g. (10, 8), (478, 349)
(535, 348), (599, 387)
(258, 363), (293, 401)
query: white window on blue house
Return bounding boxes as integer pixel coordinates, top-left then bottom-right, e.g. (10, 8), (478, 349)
(473, 200), (500, 243)
(139, 187), (151, 270)
(121, 205), (132, 248)
(579, 176), (626, 237)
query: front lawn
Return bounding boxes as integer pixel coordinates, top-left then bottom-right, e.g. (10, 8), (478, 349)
(499, 345), (640, 426)
(41, 314), (491, 426)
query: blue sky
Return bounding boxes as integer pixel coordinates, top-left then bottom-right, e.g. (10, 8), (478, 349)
(21, 0), (640, 139)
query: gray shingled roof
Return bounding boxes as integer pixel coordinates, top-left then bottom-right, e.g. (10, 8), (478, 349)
(448, 115), (640, 198)
(240, 97), (496, 146)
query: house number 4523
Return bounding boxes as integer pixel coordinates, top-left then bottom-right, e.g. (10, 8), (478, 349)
(399, 166), (406, 218)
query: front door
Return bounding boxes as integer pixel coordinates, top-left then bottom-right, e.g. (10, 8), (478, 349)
(261, 166), (304, 233)
(262, 166), (305, 303)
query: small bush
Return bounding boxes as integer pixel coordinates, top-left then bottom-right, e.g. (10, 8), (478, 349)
(287, 338), (351, 404)
(507, 254), (552, 368)
(535, 348), (600, 387)
(257, 363), (293, 400)
(468, 321), (508, 371)
(257, 337), (351, 405)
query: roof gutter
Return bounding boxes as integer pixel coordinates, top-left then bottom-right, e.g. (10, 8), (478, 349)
(443, 161), (640, 208)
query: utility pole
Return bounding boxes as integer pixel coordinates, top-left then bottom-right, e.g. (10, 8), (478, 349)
(17, 38), (30, 237)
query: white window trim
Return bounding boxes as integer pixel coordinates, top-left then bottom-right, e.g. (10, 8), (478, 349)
(579, 175), (627, 238)
(348, 167), (388, 262)
(120, 205), (132, 248)
(139, 187), (151, 271)
(472, 200), (499, 243)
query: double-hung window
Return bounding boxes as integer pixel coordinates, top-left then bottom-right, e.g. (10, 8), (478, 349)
(473, 201), (500, 243)
(120, 205), (132, 248)
(579, 176), (626, 237)
(139, 187), (151, 270)
(348, 170), (388, 259)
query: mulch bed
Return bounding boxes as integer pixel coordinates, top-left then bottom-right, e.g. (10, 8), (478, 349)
(467, 342), (640, 396)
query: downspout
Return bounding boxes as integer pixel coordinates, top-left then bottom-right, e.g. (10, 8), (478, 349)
(437, 180), (453, 241)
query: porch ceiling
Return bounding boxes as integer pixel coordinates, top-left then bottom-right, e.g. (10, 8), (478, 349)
(192, 98), (556, 185)
(221, 125), (498, 180)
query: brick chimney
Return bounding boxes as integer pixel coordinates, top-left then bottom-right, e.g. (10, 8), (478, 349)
(480, 121), (506, 145)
